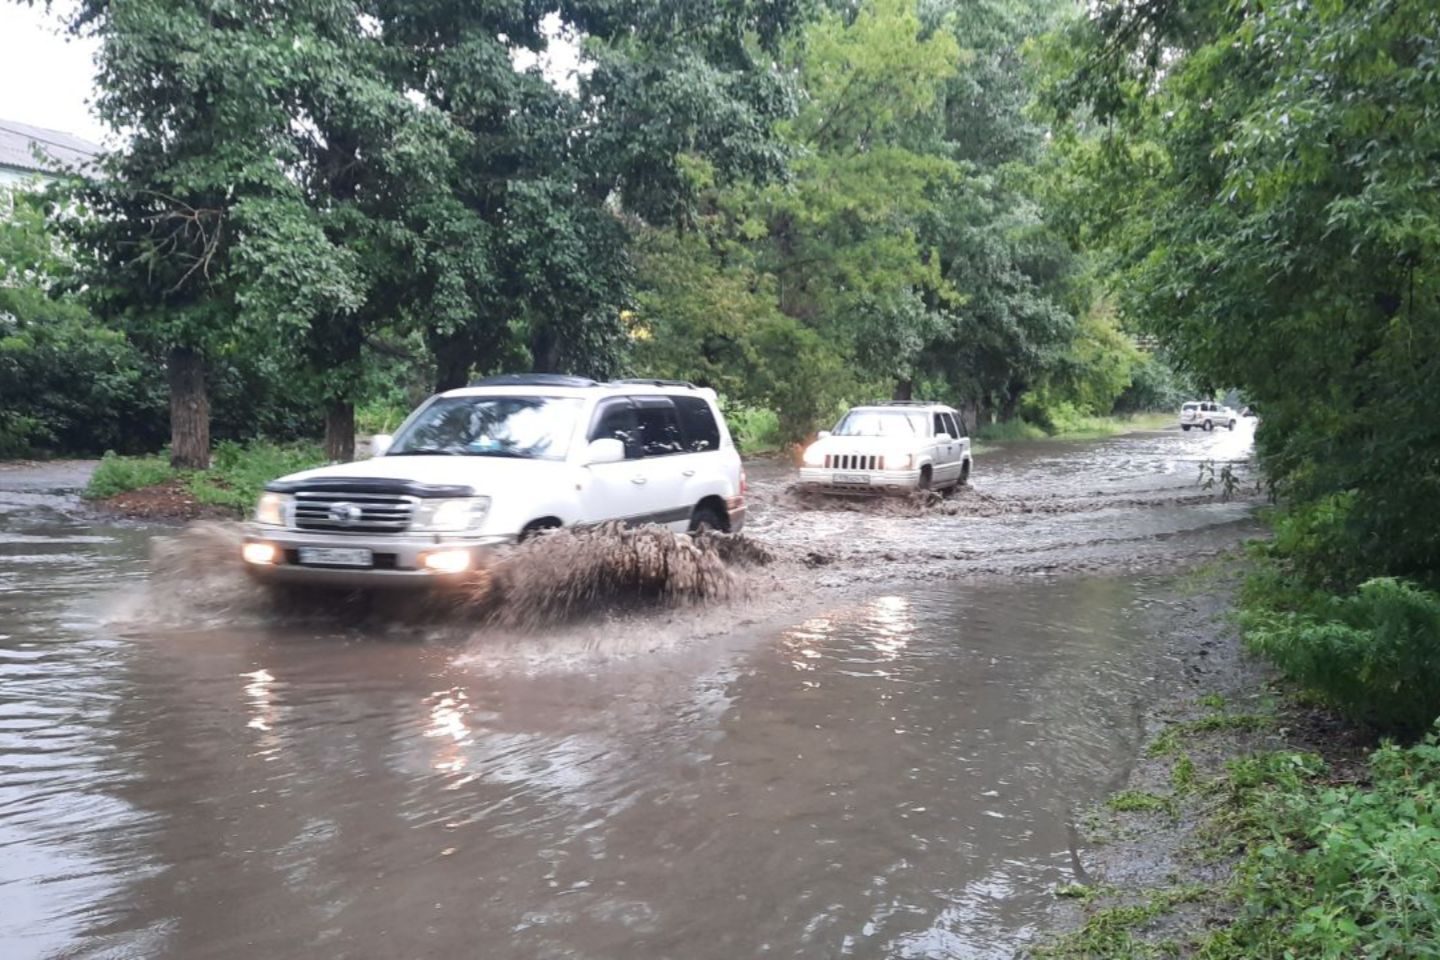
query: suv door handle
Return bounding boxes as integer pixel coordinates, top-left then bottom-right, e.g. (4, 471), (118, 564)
(631, 476), (648, 485)
(682, 469), (696, 478)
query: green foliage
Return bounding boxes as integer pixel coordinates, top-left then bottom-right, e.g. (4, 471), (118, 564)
(1105, 790), (1170, 814)
(0, 189), (166, 456)
(1202, 738), (1440, 958)
(85, 452), (176, 501)
(724, 405), (783, 456)
(84, 441), (324, 513)
(1044, 0), (1440, 586)
(1244, 575), (1440, 738)
(188, 440), (324, 511)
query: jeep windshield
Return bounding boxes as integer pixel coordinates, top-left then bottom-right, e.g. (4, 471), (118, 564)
(832, 410), (928, 437)
(387, 395), (583, 460)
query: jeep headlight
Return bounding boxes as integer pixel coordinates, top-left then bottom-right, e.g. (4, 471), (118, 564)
(883, 453), (913, 471)
(254, 492), (292, 526)
(411, 497), (491, 533)
(802, 445), (825, 467)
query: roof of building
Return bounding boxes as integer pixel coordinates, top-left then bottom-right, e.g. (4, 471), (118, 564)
(0, 119), (101, 175)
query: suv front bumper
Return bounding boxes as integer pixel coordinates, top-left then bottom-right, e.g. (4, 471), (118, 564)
(798, 466), (923, 493)
(241, 525), (515, 589)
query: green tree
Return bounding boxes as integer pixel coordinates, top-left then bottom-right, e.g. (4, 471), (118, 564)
(1046, 0), (1440, 582)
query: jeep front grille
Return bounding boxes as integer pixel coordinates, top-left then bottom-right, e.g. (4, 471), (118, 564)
(824, 454), (880, 470)
(293, 492), (417, 533)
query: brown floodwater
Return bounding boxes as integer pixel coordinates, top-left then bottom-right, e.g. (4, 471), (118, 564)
(0, 425), (1257, 959)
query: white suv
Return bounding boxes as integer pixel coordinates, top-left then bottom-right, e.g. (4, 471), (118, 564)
(1180, 401), (1237, 432)
(799, 402), (972, 493)
(241, 375), (746, 587)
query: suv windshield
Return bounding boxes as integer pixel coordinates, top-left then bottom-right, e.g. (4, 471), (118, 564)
(388, 395), (583, 460)
(832, 410), (928, 437)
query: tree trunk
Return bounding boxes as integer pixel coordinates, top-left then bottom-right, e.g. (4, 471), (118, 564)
(893, 377), (914, 401)
(325, 401), (355, 462)
(430, 330), (477, 392)
(531, 326), (559, 373)
(167, 345), (211, 470)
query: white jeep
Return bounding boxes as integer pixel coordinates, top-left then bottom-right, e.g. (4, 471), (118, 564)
(1180, 401), (1238, 432)
(798, 402), (972, 493)
(241, 375), (746, 587)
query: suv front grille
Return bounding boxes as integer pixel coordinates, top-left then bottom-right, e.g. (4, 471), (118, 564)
(825, 454), (880, 470)
(293, 492), (418, 534)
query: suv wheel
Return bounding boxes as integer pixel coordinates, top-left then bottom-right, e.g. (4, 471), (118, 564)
(689, 504), (728, 534)
(1228, 420), (1236, 430)
(918, 465), (933, 491)
(1203, 420), (1214, 431)
(1181, 423), (1192, 431)
(957, 459), (970, 487)
(519, 519), (561, 543)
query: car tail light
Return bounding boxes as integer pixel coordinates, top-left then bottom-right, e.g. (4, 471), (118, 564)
(740, 468), (748, 498)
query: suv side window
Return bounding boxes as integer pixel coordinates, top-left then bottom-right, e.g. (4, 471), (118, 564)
(633, 397), (685, 457)
(941, 412), (961, 439)
(673, 396), (721, 452)
(933, 412), (948, 437)
(589, 399), (643, 460)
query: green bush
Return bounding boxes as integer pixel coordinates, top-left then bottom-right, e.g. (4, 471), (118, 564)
(188, 441), (325, 511)
(725, 405), (783, 455)
(1244, 576), (1440, 738)
(85, 452), (175, 500)
(84, 442), (325, 513)
(1209, 736), (1440, 958)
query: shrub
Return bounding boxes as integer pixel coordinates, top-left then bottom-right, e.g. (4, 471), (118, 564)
(1212, 736), (1440, 958)
(85, 452), (175, 500)
(188, 441), (325, 511)
(1244, 577), (1440, 738)
(724, 405), (783, 455)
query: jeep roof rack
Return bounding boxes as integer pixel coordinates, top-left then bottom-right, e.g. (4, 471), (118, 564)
(468, 373), (600, 388)
(610, 378), (696, 389)
(878, 400), (935, 406)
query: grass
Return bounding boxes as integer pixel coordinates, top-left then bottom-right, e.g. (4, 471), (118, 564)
(976, 411), (1174, 446)
(1105, 790), (1173, 814)
(86, 440), (326, 514)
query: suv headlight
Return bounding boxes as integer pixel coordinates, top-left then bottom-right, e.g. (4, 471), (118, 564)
(883, 453), (913, 471)
(411, 497), (491, 533)
(802, 445), (825, 467)
(254, 492), (293, 526)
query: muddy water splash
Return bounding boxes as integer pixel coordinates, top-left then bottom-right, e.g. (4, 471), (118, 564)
(133, 521), (773, 631)
(462, 524), (771, 628)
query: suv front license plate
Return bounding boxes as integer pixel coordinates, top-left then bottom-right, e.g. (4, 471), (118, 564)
(833, 473), (871, 485)
(297, 547), (374, 568)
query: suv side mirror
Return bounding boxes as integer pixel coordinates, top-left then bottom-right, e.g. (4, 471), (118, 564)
(817, 430), (831, 440)
(370, 434), (393, 457)
(585, 437), (626, 465)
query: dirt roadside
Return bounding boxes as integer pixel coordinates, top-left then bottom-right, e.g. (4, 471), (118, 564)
(1029, 571), (1370, 958)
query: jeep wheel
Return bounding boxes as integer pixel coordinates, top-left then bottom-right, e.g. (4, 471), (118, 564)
(1203, 420), (1214, 431)
(1182, 424), (1192, 432)
(1228, 420), (1236, 431)
(519, 519), (562, 543)
(689, 504), (728, 534)
(957, 459), (971, 487)
(918, 465), (933, 491)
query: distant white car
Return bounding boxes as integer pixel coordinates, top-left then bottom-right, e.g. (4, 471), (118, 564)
(242, 375), (746, 587)
(1180, 401), (1237, 431)
(799, 402), (971, 493)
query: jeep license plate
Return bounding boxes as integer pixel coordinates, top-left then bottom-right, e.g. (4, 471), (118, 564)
(834, 473), (871, 485)
(297, 547), (374, 568)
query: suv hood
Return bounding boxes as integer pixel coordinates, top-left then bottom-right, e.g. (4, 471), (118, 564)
(272, 455), (567, 494)
(810, 435), (921, 454)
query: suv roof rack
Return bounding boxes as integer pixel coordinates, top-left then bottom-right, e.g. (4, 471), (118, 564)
(610, 378), (696, 389)
(878, 400), (935, 407)
(468, 373), (600, 388)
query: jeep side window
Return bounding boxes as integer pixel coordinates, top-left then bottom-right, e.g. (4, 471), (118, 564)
(941, 412), (961, 439)
(933, 413), (948, 437)
(633, 397), (685, 457)
(589, 400), (643, 460)
(673, 396), (721, 453)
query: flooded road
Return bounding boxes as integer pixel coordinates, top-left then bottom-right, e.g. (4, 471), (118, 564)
(1, 425), (1257, 959)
